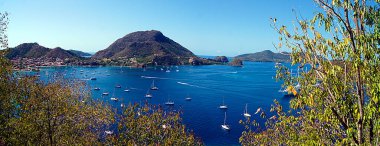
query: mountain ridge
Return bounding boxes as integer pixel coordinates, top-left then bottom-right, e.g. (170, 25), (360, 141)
(6, 43), (81, 60)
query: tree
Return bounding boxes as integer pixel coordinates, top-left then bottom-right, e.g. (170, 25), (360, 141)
(0, 12), (13, 145)
(6, 77), (114, 145)
(0, 12), (114, 145)
(241, 0), (380, 145)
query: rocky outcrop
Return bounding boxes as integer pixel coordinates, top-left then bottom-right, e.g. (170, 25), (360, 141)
(229, 58), (243, 67)
(189, 57), (202, 65)
(214, 56), (229, 63)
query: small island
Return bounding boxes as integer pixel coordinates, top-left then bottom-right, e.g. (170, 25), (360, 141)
(234, 50), (290, 62)
(229, 58), (243, 67)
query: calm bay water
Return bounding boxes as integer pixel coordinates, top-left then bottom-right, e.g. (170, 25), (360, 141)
(37, 62), (292, 145)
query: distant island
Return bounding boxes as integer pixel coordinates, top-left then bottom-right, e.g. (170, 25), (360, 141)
(234, 50), (290, 62)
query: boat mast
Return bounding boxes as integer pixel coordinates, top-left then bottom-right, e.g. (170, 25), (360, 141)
(245, 104), (248, 113)
(224, 112), (227, 125)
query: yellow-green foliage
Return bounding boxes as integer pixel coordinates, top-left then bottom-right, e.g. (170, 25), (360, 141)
(6, 77), (114, 145)
(241, 0), (380, 145)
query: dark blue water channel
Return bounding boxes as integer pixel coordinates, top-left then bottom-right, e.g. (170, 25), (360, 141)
(36, 62), (294, 145)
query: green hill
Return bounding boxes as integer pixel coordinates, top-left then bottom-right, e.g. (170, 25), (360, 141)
(6, 43), (81, 60)
(92, 30), (196, 65)
(235, 50), (290, 62)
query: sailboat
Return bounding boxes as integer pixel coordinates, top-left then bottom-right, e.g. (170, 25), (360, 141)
(219, 97), (228, 109)
(150, 80), (159, 90)
(165, 98), (174, 105)
(294, 67), (301, 90)
(145, 89), (153, 98)
(110, 88), (118, 101)
(124, 87), (130, 92)
(165, 67), (171, 72)
(243, 103), (251, 117)
(221, 112), (230, 130)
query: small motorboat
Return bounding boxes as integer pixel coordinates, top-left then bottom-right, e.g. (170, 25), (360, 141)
(105, 130), (113, 135)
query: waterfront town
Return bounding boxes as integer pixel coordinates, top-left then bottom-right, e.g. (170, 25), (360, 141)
(10, 57), (67, 71)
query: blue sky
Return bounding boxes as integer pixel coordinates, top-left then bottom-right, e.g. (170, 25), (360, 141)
(1, 0), (318, 56)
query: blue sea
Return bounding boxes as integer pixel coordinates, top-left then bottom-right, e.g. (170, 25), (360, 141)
(36, 62), (293, 145)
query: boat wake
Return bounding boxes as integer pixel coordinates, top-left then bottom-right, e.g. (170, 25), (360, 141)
(141, 76), (159, 79)
(176, 82), (207, 89)
(141, 76), (169, 79)
(226, 71), (238, 74)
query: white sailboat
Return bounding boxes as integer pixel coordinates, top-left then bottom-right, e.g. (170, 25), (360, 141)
(145, 89), (153, 98)
(165, 67), (171, 72)
(294, 67), (301, 90)
(165, 98), (174, 105)
(110, 88), (118, 101)
(150, 80), (159, 90)
(243, 103), (251, 117)
(221, 112), (230, 130)
(219, 97), (228, 109)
